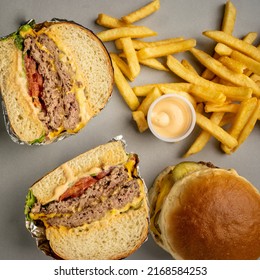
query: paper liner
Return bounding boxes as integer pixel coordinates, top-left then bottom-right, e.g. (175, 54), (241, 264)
(25, 136), (149, 259)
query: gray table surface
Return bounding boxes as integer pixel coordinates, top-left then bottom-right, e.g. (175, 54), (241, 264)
(0, 0), (259, 260)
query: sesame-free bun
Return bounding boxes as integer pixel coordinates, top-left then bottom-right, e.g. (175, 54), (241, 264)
(149, 164), (260, 260)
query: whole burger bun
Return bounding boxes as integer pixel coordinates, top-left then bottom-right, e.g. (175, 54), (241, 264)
(149, 161), (260, 260)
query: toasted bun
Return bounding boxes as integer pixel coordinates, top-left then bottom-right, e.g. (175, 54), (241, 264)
(31, 140), (128, 205)
(0, 20), (113, 144)
(46, 204), (148, 260)
(153, 167), (260, 260)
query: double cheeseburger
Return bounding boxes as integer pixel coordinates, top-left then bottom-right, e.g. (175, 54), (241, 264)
(0, 19), (113, 144)
(149, 161), (260, 260)
(25, 139), (149, 259)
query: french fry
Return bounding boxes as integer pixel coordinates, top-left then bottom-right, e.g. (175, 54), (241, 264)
(190, 48), (260, 96)
(181, 59), (199, 75)
(119, 37), (140, 79)
(137, 87), (161, 116)
(202, 1), (236, 80)
(110, 53), (134, 81)
(121, 0), (160, 24)
(218, 55), (245, 74)
(115, 37), (184, 50)
(250, 73), (260, 82)
(96, 14), (128, 28)
(221, 97), (258, 154)
(195, 102), (204, 114)
(133, 83), (191, 97)
(137, 39), (196, 59)
(205, 102), (239, 113)
(111, 58), (140, 110)
(196, 112), (238, 149)
(203, 30), (260, 62)
(234, 99), (260, 151)
(139, 58), (169, 71)
(220, 0), (237, 34)
(215, 32), (258, 56)
(132, 110), (149, 132)
(189, 84), (226, 104)
(166, 55), (252, 100)
(183, 112), (224, 157)
(97, 26), (157, 42)
(231, 50), (260, 76)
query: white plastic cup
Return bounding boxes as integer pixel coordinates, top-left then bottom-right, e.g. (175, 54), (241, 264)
(147, 93), (196, 142)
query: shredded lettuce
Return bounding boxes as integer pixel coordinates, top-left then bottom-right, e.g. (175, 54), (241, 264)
(24, 190), (37, 221)
(0, 19), (36, 50)
(30, 134), (46, 144)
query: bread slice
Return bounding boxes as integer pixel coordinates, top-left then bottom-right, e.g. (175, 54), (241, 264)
(0, 37), (46, 142)
(46, 204), (149, 260)
(0, 20), (113, 144)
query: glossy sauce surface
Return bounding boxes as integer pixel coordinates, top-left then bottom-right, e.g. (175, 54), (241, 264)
(150, 97), (192, 139)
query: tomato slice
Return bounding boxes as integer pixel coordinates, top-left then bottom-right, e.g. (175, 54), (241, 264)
(59, 176), (97, 201)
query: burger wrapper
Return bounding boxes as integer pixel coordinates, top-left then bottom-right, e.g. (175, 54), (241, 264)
(0, 18), (112, 146)
(25, 136), (149, 259)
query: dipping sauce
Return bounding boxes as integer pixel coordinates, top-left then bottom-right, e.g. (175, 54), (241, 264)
(147, 94), (196, 142)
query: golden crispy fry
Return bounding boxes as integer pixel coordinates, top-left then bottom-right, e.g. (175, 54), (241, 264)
(215, 32), (258, 56)
(219, 113), (235, 127)
(250, 73), (260, 82)
(166, 55), (252, 100)
(221, 0), (237, 34)
(115, 37), (184, 50)
(189, 84), (226, 104)
(190, 48), (260, 96)
(231, 50), (260, 76)
(110, 53), (134, 82)
(195, 103), (204, 114)
(97, 26), (157, 42)
(119, 37), (140, 79)
(183, 112), (224, 157)
(137, 87), (161, 116)
(181, 59), (199, 75)
(139, 58), (169, 71)
(96, 14), (128, 28)
(218, 55), (245, 74)
(111, 58), (140, 110)
(132, 110), (149, 132)
(205, 102), (239, 113)
(196, 112), (238, 149)
(133, 83), (191, 97)
(221, 97), (258, 154)
(202, 1), (236, 80)
(122, 0), (160, 24)
(160, 87), (197, 109)
(203, 31), (260, 62)
(234, 99), (260, 151)
(137, 39), (196, 59)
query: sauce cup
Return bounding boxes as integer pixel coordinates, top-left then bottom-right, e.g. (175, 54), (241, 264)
(147, 93), (196, 142)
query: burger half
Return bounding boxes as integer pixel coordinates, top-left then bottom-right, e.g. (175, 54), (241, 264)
(25, 139), (149, 259)
(0, 19), (113, 144)
(149, 161), (260, 260)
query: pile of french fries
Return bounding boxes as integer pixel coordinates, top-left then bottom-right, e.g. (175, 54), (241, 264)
(96, 0), (260, 157)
